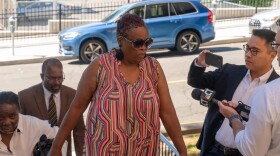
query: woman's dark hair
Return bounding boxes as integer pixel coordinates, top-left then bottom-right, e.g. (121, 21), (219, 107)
(0, 91), (20, 110)
(116, 14), (145, 60)
(117, 13), (145, 38)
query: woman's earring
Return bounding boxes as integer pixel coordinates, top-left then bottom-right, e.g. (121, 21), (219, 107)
(116, 46), (124, 60)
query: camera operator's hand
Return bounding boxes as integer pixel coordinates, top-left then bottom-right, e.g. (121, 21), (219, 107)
(218, 101), (238, 119)
(196, 50), (210, 67)
(47, 147), (62, 156)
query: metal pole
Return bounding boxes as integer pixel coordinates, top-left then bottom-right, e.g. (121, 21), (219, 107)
(255, 0), (259, 13)
(212, 0), (217, 26)
(53, 0), (57, 19)
(59, 4), (61, 32)
(9, 16), (16, 56)
(12, 32), (14, 56)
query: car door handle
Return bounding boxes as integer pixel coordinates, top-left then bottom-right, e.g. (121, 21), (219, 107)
(170, 20), (179, 23)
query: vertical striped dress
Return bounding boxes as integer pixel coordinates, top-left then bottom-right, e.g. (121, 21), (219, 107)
(85, 50), (161, 156)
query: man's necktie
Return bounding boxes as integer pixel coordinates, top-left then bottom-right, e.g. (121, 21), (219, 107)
(48, 94), (57, 126)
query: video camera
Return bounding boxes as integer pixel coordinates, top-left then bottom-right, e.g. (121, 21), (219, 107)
(33, 134), (53, 156)
(192, 88), (251, 121)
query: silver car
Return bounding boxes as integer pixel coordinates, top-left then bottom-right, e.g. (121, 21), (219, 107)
(249, 9), (280, 33)
(17, 0), (72, 20)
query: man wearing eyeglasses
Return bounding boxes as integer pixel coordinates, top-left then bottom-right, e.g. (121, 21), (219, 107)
(187, 29), (279, 156)
(217, 28), (280, 156)
(18, 58), (85, 156)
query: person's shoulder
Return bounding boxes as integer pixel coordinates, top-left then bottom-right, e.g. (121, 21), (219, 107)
(61, 85), (76, 93)
(18, 84), (41, 96)
(222, 63), (246, 71)
(88, 55), (102, 68)
(265, 78), (280, 90)
(19, 113), (47, 125)
(144, 55), (159, 64)
(223, 63), (245, 68)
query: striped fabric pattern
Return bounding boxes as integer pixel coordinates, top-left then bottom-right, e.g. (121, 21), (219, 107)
(48, 94), (57, 126)
(85, 50), (161, 156)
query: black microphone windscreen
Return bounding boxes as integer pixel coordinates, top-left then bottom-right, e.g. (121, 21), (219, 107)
(40, 134), (47, 142)
(191, 88), (203, 101)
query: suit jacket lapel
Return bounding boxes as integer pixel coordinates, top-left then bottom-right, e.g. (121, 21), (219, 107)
(34, 84), (49, 120)
(267, 69), (279, 83)
(225, 66), (248, 100)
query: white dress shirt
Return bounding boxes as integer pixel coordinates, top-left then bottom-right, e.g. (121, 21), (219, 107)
(235, 78), (280, 156)
(42, 84), (61, 119)
(215, 68), (273, 148)
(0, 114), (67, 156)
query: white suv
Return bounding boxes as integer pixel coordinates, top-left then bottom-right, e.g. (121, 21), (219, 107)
(249, 9), (280, 33)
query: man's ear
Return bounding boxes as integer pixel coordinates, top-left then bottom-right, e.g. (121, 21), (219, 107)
(40, 73), (44, 81)
(271, 50), (277, 60)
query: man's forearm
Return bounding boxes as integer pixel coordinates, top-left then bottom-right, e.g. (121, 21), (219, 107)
(231, 119), (245, 137)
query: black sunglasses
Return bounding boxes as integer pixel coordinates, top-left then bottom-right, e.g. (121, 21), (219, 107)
(271, 41), (280, 51)
(121, 36), (153, 49)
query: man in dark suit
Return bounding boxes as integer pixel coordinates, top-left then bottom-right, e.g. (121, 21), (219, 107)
(18, 58), (85, 156)
(187, 29), (279, 156)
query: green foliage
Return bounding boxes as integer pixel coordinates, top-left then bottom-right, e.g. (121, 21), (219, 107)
(230, 0), (273, 7)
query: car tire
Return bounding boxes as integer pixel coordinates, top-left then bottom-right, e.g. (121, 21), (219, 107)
(80, 39), (107, 64)
(176, 31), (200, 54)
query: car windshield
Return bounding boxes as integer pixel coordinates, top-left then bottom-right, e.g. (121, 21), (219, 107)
(18, 2), (33, 8)
(101, 5), (129, 22)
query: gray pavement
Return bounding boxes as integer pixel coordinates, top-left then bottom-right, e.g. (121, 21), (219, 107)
(0, 19), (250, 66)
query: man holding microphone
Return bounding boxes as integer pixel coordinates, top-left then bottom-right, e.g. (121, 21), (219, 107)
(218, 28), (280, 156)
(187, 29), (279, 156)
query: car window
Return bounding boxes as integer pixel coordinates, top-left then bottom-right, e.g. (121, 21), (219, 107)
(101, 5), (129, 22)
(146, 3), (168, 19)
(18, 2), (33, 8)
(172, 2), (196, 15)
(29, 3), (41, 9)
(44, 2), (53, 8)
(127, 6), (145, 19)
(169, 3), (176, 16)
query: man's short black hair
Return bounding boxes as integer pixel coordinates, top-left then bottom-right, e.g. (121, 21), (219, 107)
(252, 29), (276, 44)
(0, 91), (20, 110)
(41, 58), (63, 74)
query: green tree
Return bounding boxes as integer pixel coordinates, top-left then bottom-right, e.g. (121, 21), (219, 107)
(230, 0), (273, 7)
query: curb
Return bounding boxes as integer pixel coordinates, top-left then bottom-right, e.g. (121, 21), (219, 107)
(161, 122), (203, 137)
(201, 37), (250, 47)
(0, 56), (76, 66)
(0, 41), (58, 49)
(0, 37), (250, 66)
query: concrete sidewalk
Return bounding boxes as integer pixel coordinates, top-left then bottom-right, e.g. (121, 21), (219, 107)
(0, 21), (250, 66)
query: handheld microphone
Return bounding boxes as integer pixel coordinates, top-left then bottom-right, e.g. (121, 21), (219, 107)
(191, 88), (250, 121)
(191, 88), (218, 107)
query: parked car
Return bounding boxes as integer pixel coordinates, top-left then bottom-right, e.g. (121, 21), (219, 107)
(16, 0), (72, 20)
(59, 0), (215, 63)
(249, 9), (280, 33)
